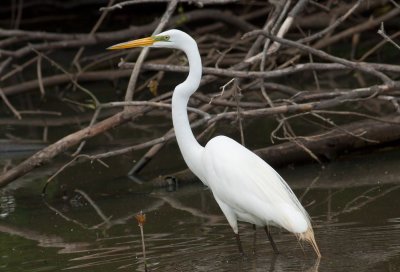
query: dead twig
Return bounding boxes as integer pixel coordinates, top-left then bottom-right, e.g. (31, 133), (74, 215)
(124, 0), (178, 102)
(242, 30), (393, 83)
(100, 0), (239, 11)
(0, 87), (21, 119)
(377, 22), (400, 51)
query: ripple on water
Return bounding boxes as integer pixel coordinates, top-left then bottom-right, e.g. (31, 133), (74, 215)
(2, 180), (400, 271)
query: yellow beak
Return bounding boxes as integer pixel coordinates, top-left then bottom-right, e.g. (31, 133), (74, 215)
(107, 37), (155, 50)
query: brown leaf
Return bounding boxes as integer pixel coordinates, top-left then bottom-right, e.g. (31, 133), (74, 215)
(148, 79), (159, 96)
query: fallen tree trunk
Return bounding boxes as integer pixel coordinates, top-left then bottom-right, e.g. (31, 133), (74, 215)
(151, 115), (400, 187)
(0, 108), (144, 187)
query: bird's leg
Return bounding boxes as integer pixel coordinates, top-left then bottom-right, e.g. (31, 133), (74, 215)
(235, 232), (244, 255)
(264, 226), (279, 254)
(252, 224), (257, 254)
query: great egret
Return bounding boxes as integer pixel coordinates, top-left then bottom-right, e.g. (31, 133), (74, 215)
(108, 29), (321, 257)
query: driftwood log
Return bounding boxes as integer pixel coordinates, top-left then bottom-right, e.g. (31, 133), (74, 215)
(151, 114), (400, 186)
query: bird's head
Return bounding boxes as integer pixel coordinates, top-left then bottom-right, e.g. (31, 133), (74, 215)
(107, 29), (191, 51)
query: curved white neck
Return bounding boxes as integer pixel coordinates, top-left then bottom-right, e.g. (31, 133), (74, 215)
(171, 38), (204, 180)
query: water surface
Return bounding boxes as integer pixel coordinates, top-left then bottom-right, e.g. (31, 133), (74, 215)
(1, 148), (400, 271)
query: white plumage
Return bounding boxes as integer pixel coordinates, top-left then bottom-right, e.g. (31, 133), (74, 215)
(109, 29), (321, 257)
(203, 135), (309, 233)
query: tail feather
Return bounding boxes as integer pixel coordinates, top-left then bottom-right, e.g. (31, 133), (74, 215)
(297, 227), (321, 258)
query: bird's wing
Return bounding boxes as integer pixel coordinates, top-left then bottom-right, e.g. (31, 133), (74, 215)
(202, 135), (310, 233)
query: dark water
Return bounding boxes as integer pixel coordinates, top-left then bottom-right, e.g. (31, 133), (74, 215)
(1, 148), (400, 271)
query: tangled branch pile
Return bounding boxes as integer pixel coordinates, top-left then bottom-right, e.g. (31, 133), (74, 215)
(1, 0), (400, 187)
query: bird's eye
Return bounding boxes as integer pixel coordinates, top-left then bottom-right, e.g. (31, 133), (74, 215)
(164, 35), (170, 41)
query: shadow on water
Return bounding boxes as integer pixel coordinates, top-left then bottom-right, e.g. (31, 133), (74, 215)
(1, 148), (400, 271)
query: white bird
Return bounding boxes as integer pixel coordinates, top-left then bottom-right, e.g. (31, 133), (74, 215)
(108, 29), (321, 257)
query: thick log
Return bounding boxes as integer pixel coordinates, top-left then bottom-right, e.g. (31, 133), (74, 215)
(151, 115), (400, 187)
(255, 116), (400, 165)
(0, 109), (143, 187)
